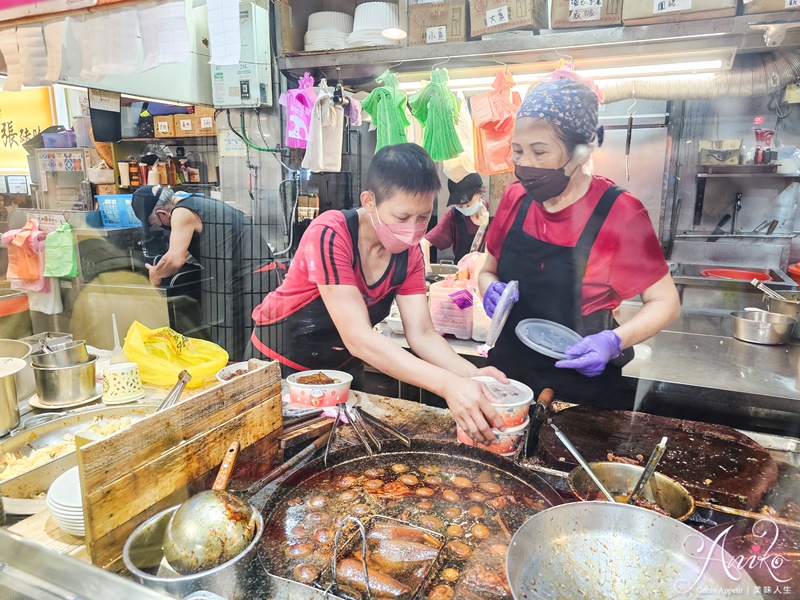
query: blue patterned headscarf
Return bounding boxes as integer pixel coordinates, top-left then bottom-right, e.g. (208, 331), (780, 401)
(516, 79), (600, 144)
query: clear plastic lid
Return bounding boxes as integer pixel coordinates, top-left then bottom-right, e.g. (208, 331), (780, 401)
(515, 318), (582, 360)
(484, 280), (519, 349)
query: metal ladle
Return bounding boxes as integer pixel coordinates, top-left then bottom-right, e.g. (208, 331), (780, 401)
(551, 424), (615, 502)
(162, 441), (258, 574)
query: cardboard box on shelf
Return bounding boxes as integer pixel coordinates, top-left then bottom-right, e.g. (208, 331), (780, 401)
(409, 1), (468, 45)
(174, 115), (198, 137)
(193, 106), (217, 136)
(743, 0), (800, 14)
(549, 0), (623, 29)
(470, 0), (548, 37)
(622, 0), (736, 25)
(698, 140), (742, 166)
(153, 116), (175, 138)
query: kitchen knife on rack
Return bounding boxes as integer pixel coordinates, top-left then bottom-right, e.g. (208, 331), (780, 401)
(706, 214), (731, 242)
(525, 388), (555, 458)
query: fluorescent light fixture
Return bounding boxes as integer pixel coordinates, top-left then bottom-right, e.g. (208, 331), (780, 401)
(382, 27), (407, 41)
(121, 93), (191, 107)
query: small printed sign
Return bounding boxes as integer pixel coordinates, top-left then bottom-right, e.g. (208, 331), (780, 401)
(788, 0), (799, 8)
(569, 0), (603, 21)
(200, 116), (214, 129)
(157, 121), (171, 134)
(485, 5), (509, 27)
(653, 0), (691, 13)
(178, 118), (192, 131)
(426, 25), (447, 43)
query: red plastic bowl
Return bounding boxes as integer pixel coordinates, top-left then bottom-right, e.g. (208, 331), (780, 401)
(700, 268), (771, 282)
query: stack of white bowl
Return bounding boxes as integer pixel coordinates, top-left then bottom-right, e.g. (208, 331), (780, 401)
(46, 467), (85, 537)
(304, 11), (353, 51)
(347, 2), (401, 48)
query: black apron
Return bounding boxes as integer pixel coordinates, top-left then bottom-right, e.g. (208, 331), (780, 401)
(489, 186), (634, 407)
(249, 209), (407, 388)
(452, 207), (476, 264)
(175, 195), (278, 362)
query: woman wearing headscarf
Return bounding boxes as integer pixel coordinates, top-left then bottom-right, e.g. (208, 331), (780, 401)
(478, 78), (680, 407)
(420, 173), (487, 272)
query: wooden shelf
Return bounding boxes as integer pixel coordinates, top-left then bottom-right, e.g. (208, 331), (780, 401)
(118, 136), (217, 144)
(697, 173), (800, 179)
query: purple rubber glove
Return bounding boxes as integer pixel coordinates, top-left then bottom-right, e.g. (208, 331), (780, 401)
(555, 330), (622, 377)
(483, 281), (518, 318)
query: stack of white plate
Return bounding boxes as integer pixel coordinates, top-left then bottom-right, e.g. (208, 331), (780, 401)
(46, 467), (85, 537)
(347, 2), (400, 48)
(304, 11), (353, 51)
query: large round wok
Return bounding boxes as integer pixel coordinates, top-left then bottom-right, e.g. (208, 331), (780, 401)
(258, 438), (563, 586)
(507, 501), (763, 600)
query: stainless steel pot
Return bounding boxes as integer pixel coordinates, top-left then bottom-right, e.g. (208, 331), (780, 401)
(0, 358), (26, 436)
(764, 292), (800, 339)
(507, 502), (762, 600)
(32, 355), (97, 405)
(123, 505), (264, 600)
(568, 461), (695, 521)
(730, 310), (796, 345)
(30, 340), (89, 368)
(0, 339), (34, 402)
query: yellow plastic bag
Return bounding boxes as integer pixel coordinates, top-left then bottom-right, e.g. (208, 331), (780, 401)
(123, 321), (229, 388)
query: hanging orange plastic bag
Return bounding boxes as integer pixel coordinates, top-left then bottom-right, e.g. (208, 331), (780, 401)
(123, 321), (229, 388)
(470, 70), (521, 175)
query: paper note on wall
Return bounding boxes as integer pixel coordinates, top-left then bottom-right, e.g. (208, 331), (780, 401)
(207, 0), (240, 65)
(218, 129), (247, 157)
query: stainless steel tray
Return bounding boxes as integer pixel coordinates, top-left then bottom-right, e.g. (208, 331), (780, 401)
(1, 404), (158, 514)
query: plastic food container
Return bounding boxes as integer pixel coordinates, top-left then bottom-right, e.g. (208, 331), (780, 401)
(471, 376), (534, 428)
(428, 279), (472, 340)
(457, 417), (530, 455)
(42, 131), (77, 148)
(286, 369), (353, 407)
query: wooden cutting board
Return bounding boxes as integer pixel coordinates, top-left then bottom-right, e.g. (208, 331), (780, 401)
(538, 406), (778, 511)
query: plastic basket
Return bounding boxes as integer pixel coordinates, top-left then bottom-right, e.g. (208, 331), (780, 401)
(42, 131), (77, 148)
(97, 195), (140, 228)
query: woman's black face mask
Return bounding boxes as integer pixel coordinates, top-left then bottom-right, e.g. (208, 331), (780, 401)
(514, 164), (572, 204)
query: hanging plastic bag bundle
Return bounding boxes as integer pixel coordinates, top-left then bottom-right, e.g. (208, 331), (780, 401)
(443, 91), (476, 182)
(302, 79), (345, 173)
(279, 72), (318, 149)
(470, 69), (522, 175)
(409, 68), (463, 162)
(43, 221), (78, 278)
(362, 70), (410, 151)
(123, 321), (229, 388)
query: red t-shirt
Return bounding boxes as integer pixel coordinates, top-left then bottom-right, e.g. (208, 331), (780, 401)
(425, 206), (480, 250)
(486, 177), (668, 315)
(252, 210), (426, 325)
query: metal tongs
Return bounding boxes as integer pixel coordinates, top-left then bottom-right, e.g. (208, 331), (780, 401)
(627, 436), (668, 505)
(330, 515), (372, 599)
(156, 370), (192, 412)
(324, 403), (410, 466)
(751, 278), (795, 303)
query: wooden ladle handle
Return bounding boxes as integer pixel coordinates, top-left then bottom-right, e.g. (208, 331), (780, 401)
(212, 441), (240, 491)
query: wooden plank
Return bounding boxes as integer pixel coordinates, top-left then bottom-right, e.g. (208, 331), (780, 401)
(8, 510), (86, 558)
(279, 417), (334, 449)
(81, 397), (281, 543)
(79, 361), (280, 490)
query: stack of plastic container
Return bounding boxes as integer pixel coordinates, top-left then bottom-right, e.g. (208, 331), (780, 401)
(429, 278), (473, 340)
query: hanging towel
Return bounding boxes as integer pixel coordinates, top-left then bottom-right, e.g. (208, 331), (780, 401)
(409, 68), (463, 162)
(26, 279), (62, 315)
(362, 70), (410, 151)
(470, 70), (522, 175)
(302, 80), (344, 173)
(279, 72), (318, 149)
(44, 221), (78, 278)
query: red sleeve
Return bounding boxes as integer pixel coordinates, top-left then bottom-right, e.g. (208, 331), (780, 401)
(303, 217), (358, 287)
(486, 182), (525, 258)
(397, 247), (426, 296)
(424, 208), (456, 250)
(608, 207), (669, 299)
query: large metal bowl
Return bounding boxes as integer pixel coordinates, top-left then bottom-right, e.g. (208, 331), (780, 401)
(32, 355), (97, 405)
(30, 340), (89, 368)
(507, 502), (762, 600)
(123, 505), (265, 600)
(568, 461), (695, 521)
(764, 292), (800, 339)
(0, 339), (34, 402)
(730, 310), (796, 345)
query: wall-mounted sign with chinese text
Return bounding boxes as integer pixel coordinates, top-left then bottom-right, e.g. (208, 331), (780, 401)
(0, 87), (55, 175)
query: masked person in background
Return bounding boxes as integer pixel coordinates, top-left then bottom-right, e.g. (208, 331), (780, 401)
(420, 173), (486, 273)
(132, 185), (279, 362)
(250, 144), (508, 445)
(479, 78), (680, 407)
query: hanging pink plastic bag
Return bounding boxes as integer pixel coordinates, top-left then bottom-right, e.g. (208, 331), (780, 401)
(279, 72), (318, 149)
(470, 70), (521, 175)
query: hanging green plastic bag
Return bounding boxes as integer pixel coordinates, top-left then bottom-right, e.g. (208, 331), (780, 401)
(362, 70), (410, 151)
(409, 68), (463, 162)
(123, 321), (229, 388)
(43, 222), (78, 278)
